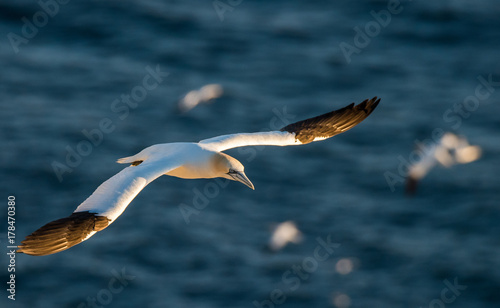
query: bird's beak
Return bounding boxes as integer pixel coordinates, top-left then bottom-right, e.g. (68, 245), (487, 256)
(229, 171), (255, 190)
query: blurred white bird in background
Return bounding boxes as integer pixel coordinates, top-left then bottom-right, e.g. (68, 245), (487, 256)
(268, 221), (303, 251)
(178, 84), (223, 113)
(406, 132), (482, 194)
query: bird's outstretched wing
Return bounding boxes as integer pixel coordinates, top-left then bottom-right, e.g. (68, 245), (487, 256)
(18, 158), (182, 256)
(199, 97), (380, 152)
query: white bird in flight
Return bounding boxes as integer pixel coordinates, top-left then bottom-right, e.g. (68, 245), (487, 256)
(268, 221), (303, 251)
(406, 132), (481, 194)
(178, 84), (223, 113)
(18, 97), (380, 256)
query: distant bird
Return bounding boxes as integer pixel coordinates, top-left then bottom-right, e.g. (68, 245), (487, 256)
(406, 132), (481, 194)
(177, 84), (223, 113)
(268, 221), (303, 251)
(18, 97), (380, 256)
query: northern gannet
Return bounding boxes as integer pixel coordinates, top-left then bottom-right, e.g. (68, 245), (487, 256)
(178, 84), (223, 113)
(18, 97), (380, 256)
(406, 132), (481, 194)
(268, 221), (303, 251)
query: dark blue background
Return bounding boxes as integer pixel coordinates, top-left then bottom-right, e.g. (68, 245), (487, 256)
(1, 0), (499, 307)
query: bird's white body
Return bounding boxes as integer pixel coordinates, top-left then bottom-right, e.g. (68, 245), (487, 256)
(120, 142), (220, 178)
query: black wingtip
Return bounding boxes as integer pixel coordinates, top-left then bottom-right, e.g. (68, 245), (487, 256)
(405, 176), (418, 196)
(17, 211), (110, 256)
(355, 97), (380, 113)
(279, 96), (381, 144)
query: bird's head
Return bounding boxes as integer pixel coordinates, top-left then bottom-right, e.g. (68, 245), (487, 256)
(213, 153), (254, 190)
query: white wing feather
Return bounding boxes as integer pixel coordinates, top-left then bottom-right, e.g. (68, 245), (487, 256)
(17, 156), (184, 256)
(199, 131), (298, 152)
(75, 158), (182, 222)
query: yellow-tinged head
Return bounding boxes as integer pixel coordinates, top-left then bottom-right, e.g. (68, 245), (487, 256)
(213, 153), (255, 190)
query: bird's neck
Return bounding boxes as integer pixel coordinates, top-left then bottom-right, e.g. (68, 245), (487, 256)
(165, 153), (223, 179)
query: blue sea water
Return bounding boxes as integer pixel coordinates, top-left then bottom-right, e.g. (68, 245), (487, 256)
(1, 0), (499, 307)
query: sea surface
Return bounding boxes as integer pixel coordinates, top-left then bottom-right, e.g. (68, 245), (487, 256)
(1, 1), (499, 307)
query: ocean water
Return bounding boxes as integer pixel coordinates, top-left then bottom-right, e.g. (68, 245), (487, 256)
(1, 0), (499, 307)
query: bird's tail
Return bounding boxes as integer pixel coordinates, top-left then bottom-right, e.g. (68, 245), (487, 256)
(117, 156), (136, 164)
(117, 154), (144, 166)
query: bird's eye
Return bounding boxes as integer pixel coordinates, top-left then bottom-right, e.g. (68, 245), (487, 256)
(227, 169), (238, 174)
